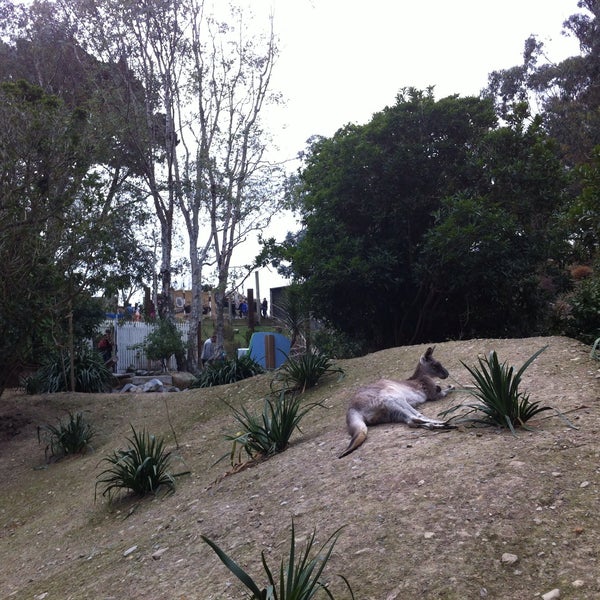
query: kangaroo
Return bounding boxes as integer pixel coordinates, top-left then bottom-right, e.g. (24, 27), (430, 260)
(339, 347), (455, 458)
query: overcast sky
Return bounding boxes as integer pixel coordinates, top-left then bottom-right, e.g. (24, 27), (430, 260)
(263, 0), (582, 164)
(214, 0), (584, 296)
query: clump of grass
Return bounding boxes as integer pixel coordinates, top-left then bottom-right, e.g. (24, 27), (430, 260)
(191, 354), (265, 388)
(274, 352), (344, 393)
(225, 390), (322, 465)
(95, 425), (175, 501)
(201, 520), (354, 599)
(38, 411), (95, 460)
(442, 346), (551, 432)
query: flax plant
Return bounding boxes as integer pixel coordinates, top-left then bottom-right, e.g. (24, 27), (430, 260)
(201, 521), (354, 599)
(95, 425), (175, 501)
(38, 411), (95, 459)
(442, 346), (550, 432)
(274, 352), (344, 393)
(225, 391), (321, 463)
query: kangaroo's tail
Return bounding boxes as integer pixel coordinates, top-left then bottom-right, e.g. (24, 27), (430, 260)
(339, 408), (368, 458)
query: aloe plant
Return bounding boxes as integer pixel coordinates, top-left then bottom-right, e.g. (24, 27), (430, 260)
(95, 425), (175, 501)
(225, 390), (321, 464)
(274, 352), (344, 393)
(38, 411), (95, 459)
(202, 521), (354, 599)
(442, 346), (551, 432)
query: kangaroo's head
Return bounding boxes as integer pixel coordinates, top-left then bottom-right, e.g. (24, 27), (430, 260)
(419, 346), (449, 379)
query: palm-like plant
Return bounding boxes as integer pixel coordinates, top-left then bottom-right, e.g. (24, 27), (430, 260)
(202, 521), (354, 599)
(225, 391), (321, 464)
(191, 354), (264, 388)
(443, 346), (550, 432)
(95, 425), (175, 501)
(275, 353), (344, 393)
(38, 411), (95, 459)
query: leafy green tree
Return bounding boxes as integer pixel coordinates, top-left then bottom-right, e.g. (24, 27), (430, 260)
(283, 89), (497, 350)
(485, 1), (600, 167)
(0, 77), (152, 395)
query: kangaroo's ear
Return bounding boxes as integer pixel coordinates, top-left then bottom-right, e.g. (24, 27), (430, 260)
(424, 346), (435, 359)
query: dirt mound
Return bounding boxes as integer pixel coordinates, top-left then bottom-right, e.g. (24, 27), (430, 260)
(0, 336), (599, 599)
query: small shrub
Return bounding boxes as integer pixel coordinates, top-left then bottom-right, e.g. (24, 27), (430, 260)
(313, 327), (364, 359)
(95, 425), (175, 501)
(274, 352), (344, 393)
(143, 318), (185, 370)
(201, 520), (354, 599)
(191, 354), (264, 388)
(225, 390), (321, 463)
(23, 345), (113, 394)
(38, 411), (95, 460)
(442, 346), (551, 432)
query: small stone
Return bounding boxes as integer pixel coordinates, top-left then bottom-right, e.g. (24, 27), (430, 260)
(580, 481), (590, 488)
(501, 552), (518, 564)
(571, 580), (584, 588)
(423, 531), (435, 539)
(541, 589), (560, 600)
(123, 545), (138, 557)
(152, 547), (168, 560)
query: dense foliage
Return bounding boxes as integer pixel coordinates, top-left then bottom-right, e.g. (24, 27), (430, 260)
(271, 89), (577, 350)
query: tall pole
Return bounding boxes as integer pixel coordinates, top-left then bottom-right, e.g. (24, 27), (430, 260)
(255, 271), (261, 324)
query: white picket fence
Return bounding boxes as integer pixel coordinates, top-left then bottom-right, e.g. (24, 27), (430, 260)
(101, 319), (189, 373)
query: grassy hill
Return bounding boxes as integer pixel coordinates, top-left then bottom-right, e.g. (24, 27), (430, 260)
(1, 336), (599, 599)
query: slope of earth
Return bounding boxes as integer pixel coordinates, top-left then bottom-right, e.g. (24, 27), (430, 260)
(0, 336), (599, 599)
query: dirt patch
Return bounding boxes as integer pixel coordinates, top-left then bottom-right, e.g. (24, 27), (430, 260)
(0, 336), (599, 599)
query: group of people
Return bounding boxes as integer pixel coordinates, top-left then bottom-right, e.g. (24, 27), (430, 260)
(234, 297), (268, 319)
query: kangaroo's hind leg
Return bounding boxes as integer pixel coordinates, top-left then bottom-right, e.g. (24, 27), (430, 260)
(391, 402), (455, 430)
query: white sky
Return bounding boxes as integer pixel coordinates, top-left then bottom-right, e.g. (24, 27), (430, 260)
(227, 0), (583, 296)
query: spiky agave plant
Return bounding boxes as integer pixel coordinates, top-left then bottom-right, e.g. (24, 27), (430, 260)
(202, 521), (354, 599)
(225, 390), (321, 464)
(95, 425), (175, 501)
(38, 411), (95, 459)
(274, 352), (344, 393)
(442, 346), (551, 432)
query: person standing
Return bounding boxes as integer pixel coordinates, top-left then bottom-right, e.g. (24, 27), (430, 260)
(261, 298), (268, 318)
(201, 334), (217, 367)
(98, 329), (114, 366)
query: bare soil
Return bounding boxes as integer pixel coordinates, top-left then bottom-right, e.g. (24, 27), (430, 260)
(0, 336), (599, 600)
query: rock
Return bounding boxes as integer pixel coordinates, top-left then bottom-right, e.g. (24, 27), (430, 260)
(171, 371), (197, 389)
(541, 589), (560, 600)
(123, 545), (138, 557)
(141, 378), (165, 392)
(152, 547), (168, 560)
(120, 383), (138, 393)
(501, 552), (518, 564)
(571, 580), (584, 588)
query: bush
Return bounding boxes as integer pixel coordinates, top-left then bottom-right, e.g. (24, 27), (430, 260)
(274, 352), (344, 393)
(202, 520), (354, 599)
(191, 354), (265, 388)
(95, 425), (175, 501)
(442, 346), (551, 432)
(313, 327), (364, 359)
(143, 318), (185, 370)
(22, 345), (114, 394)
(566, 273), (600, 343)
(38, 411), (95, 460)
(225, 390), (321, 464)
